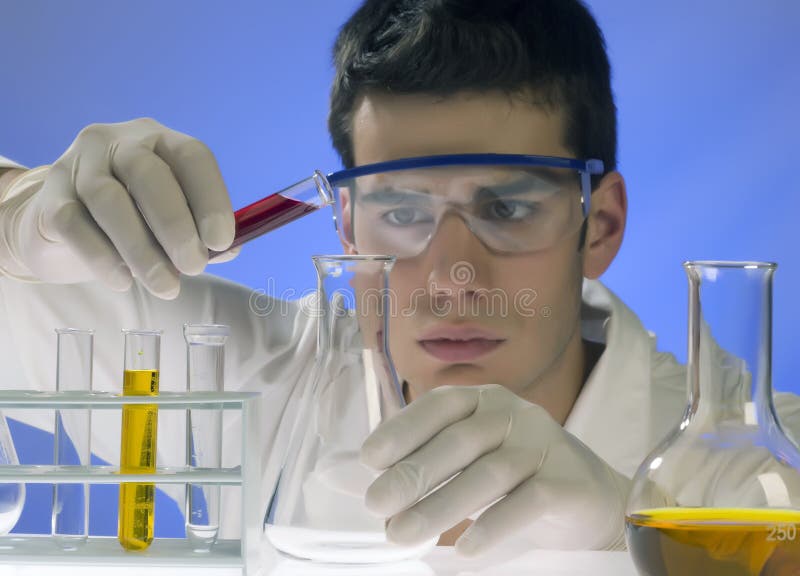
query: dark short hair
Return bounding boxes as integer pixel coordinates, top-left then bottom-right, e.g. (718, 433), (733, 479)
(328, 0), (617, 178)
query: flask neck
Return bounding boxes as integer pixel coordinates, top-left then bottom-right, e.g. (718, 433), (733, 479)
(685, 262), (776, 427)
(313, 256), (395, 357)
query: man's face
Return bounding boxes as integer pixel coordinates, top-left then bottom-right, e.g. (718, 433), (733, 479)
(348, 91), (587, 400)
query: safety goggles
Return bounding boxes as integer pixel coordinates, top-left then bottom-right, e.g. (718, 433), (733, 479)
(327, 154), (604, 258)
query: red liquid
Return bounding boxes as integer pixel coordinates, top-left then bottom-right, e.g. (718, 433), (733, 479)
(208, 194), (318, 258)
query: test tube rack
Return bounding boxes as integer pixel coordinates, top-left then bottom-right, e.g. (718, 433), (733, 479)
(0, 390), (263, 575)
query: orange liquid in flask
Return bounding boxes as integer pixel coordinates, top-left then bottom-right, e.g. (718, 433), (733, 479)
(626, 508), (800, 576)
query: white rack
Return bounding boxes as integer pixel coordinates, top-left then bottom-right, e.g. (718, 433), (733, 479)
(0, 390), (263, 575)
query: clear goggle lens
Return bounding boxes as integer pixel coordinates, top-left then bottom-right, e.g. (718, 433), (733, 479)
(331, 159), (597, 258)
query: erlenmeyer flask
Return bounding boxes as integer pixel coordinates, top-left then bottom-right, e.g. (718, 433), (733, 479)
(626, 261), (800, 576)
(265, 255), (437, 564)
(0, 410), (24, 535)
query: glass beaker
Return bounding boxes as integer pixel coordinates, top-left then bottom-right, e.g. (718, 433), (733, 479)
(626, 261), (800, 575)
(118, 329), (161, 551)
(52, 328), (93, 549)
(184, 323), (229, 552)
(0, 413), (24, 536)
(265, 255), (436, 564)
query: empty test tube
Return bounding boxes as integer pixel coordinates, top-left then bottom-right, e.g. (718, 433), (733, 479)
(184, 324), (229, 552)
(52, 328), (93, 549)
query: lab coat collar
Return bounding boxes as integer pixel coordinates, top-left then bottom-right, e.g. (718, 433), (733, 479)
(564, 279), (654, 477)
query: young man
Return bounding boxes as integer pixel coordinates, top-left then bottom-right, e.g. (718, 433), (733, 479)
(0, 0), (798, 558)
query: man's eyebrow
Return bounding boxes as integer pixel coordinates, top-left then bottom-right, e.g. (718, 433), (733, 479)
(474, 174), (562, 199)
(475, 179), (535, 199)
(357, 186), (432, 203)
(356, 172), (566, 202)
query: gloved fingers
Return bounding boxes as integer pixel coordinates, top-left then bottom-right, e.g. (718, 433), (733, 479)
(109, 142), (207, 275)
(47, 199), (133, 292)
(365, 410), (509, 516)
(361, 385), (481, 470)
(152, 129), (235, 252)
(386, 446), (536, 546)
(68, 171), (180, 299)
(457, 469), (612, 555)
(453, 475), (546, 557)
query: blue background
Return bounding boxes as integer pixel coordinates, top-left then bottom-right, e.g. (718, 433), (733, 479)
(1, 0), (798, 534)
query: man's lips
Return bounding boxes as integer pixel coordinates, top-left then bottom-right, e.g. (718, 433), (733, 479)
(417, 325), (505, 362)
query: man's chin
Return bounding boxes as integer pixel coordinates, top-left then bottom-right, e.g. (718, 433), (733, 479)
(405, 364), (503, 394)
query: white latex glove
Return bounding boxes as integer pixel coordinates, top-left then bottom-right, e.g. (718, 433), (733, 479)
(360, 384), (631, 557)
(0, 118), (237, 298)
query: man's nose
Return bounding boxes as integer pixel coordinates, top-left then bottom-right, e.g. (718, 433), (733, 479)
(423, 212), (491, 294)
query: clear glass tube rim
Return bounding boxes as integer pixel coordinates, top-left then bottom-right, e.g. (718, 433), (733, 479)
(312, 170), (335, 206)
(683, 260), (777, 270)
(312, 254), (397, 263)
(275, 172), (334, 207)
(55, 328), (94, 335)
(121, 328), (163, 336)
(183, 323), (231, 337)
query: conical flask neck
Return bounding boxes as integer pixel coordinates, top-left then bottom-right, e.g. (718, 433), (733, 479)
(312, 255), (396, 358)
(685, 261), (776, 427)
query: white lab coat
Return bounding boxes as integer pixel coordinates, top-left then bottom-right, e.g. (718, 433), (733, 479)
(1, 157), (800, 543)
(0, 155), (23, 170)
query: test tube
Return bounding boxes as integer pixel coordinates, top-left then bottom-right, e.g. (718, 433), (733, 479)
(118, 329), (161, 551)
(184, 324), (229, 552)
(52, 328), (93, 549)
(207, 172), (334, 259)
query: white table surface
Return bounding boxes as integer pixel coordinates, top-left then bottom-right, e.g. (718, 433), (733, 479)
(266, 547), (639, 576)
(0, 541), (639, 576)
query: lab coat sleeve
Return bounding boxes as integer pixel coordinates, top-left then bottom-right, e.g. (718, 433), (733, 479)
(0, 155), (25, 170)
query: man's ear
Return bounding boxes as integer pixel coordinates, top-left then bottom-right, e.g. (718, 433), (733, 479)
(338, 187), (358, 255)
(582, 171), (627, 279)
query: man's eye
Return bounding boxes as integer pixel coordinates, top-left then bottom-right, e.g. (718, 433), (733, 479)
(382, 207), (433, 226)
(481, 200), (540, 221)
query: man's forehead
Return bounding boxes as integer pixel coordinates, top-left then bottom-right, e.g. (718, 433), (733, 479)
(350, 89), (570, 166)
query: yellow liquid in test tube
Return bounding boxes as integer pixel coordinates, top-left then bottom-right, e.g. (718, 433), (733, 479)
(119, 369), (159, 551)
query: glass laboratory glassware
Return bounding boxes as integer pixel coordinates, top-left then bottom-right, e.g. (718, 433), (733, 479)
(265, 255), (437, 564)
(626, 261), (800, 576)
(118, 329), (161, 551)
(184, 323), (229, 552)
(208, 172), (334, 259)
(52, 328), (93, 549)
(0, 413), (24, 535)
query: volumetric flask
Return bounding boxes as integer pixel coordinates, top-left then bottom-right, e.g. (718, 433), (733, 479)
(265, 255), (437, 564)
(184, 323), (229, 552)
(52, 328), (93, 549)
(208, 172), (334, 259)
(119, 329), (161, 551)
(626, 261), (800, 576)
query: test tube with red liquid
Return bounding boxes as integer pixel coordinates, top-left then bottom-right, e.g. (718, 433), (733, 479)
(208, 170), (334, 259)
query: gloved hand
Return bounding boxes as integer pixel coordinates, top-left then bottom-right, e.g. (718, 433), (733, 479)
(0, 118), (236, 298)
(360, 383), (631, 556)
